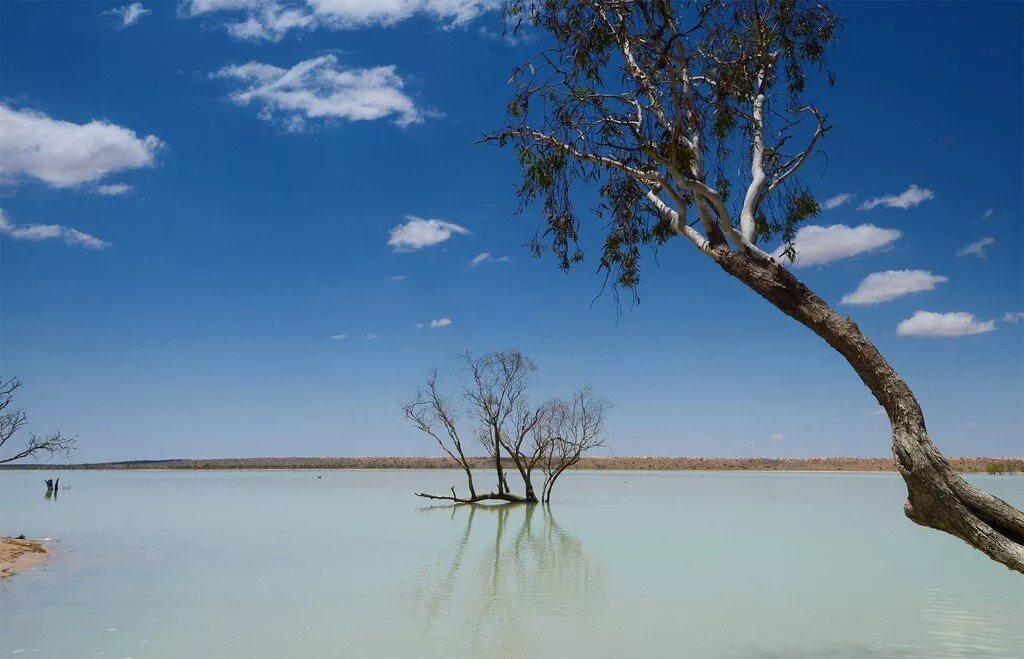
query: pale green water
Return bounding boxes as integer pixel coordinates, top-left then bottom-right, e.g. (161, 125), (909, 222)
(1, 470), (1021, 658)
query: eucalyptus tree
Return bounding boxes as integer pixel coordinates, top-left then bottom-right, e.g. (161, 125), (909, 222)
(403, 350), (608, 504)
(0, 376), (76, 465)
(492, 0), (1023, 571)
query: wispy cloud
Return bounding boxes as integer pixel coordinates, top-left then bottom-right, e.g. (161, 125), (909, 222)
(897, 311), (996, 338)
(183, 0), (497, 42)
(822, 193), (855, 210)
(868, 407), (886, 416)
(769, 433), (784, 441)
(95, 183), (133, 196)
(387, 275), (407, 281)
(981, 208), (994, 220)
(1002, 312), (1024, 324)
(213, 55), (424, 132)
(105, 2), (151, 28)
(858, 184), (934, 211)
(0, 104), (163, 188)
(774, 224), (901, 267)
(841, 270), (947, 305)
(956, 236), (994, 259)
(388, 216), (469, 251)
(0, 208), (110, 250)
(429, 317), (452, 328)
(330, 334), (349, 340)
(362, 332), (379, 340)
(469, 252), (511, 267)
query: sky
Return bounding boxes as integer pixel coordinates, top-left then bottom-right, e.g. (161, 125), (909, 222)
(1, 1), (1021, 462)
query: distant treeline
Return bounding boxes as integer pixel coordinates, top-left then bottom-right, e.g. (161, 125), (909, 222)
(985, 460), (1023, 475)
(2, 456), (1018, 473)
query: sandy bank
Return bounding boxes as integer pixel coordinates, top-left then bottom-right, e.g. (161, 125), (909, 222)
(0, 537), (48, 578)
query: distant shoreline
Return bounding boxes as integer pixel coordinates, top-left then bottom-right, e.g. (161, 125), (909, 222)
(1, 456), (1015, 473)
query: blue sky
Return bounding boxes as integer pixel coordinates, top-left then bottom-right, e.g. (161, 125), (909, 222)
(1, 1), (1021, 462)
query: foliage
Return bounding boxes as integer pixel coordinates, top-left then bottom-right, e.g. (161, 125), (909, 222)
(986, 461), (1024, 475)
(492, 0), (841, 290)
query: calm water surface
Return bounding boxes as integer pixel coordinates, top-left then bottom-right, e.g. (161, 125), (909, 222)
(1, 470), (1021, 658)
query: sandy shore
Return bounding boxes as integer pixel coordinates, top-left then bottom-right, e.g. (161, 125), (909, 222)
(0, 537), (48, 578)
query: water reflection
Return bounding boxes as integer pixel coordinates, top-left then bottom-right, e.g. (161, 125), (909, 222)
(405, 503), (605, 656)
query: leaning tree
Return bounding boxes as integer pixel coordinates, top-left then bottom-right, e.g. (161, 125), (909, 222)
(491, 0), (1023, 571)
(402, 350), (608, 503)
(0, 376), (76, 465)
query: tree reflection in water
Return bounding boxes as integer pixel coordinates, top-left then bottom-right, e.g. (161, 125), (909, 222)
(404, 503), (605, 656)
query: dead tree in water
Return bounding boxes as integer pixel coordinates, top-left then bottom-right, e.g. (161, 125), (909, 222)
(0, 376), (76, 465)
(535, 388), (609, 503)
(403, 350), (608, 504)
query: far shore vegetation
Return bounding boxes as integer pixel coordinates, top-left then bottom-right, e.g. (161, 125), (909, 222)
(3, 456), (1017, 473)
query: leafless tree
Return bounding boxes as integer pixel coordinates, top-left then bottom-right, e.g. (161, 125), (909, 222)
(463, 350), (538, 496)
(0, 376), (77, 465)
(402, 370), (478, 500)
(534, 388), (609, 503)
(403, 350), (608, 503)
(491, 0), (1023, 571)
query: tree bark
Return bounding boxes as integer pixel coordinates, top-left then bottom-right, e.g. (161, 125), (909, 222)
(415, 491), (535, 505)
(710, 245), (1024, 573)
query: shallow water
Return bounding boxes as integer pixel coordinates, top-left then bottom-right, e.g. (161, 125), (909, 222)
(1, 470), (1021, 658)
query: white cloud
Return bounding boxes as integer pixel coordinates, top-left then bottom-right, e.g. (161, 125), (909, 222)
(868, 407), (886, 416)
(858, 184), (934, 210)
(769, 433), (784, 441)
(0, 208), (110, 250)
(0, 104), (163, 188)
(225, 3), (315, 41)
(95, 183), (133, 196)
(774, 224), (901, 268)
(840, 269), (947, 305)
(183, 0), (497, 41)
(213, 55), (424, 130)
(469, 252), (511, 267)
(330, 334), (349, 340)
(981, 208), (994, 220)
(387, 275), (407, 281)
(1002, 312), (1024, 324)
(897, 311), (996, 338)
(388, 215), (468, 251)
(105, 3), (151, 27)
(822, 193), (854, 210)
(429, 317), (452, 328)
(956, 236), (994, 259)
(362, 332), (379, 340)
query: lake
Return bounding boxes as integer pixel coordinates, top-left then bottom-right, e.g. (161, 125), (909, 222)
(1, 470), (1021, 658)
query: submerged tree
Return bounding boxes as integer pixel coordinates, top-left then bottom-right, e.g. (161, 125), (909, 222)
(535, 388), (608, 503)
(491, 0), (1023, 571)
(0, 376), (76, 465)
(403, 350), (608, 503)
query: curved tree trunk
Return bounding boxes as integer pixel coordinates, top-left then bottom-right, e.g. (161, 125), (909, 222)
(711, 245), (1024, 573)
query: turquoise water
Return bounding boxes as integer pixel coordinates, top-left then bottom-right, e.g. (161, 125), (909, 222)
(1, 470), (1021, 658)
